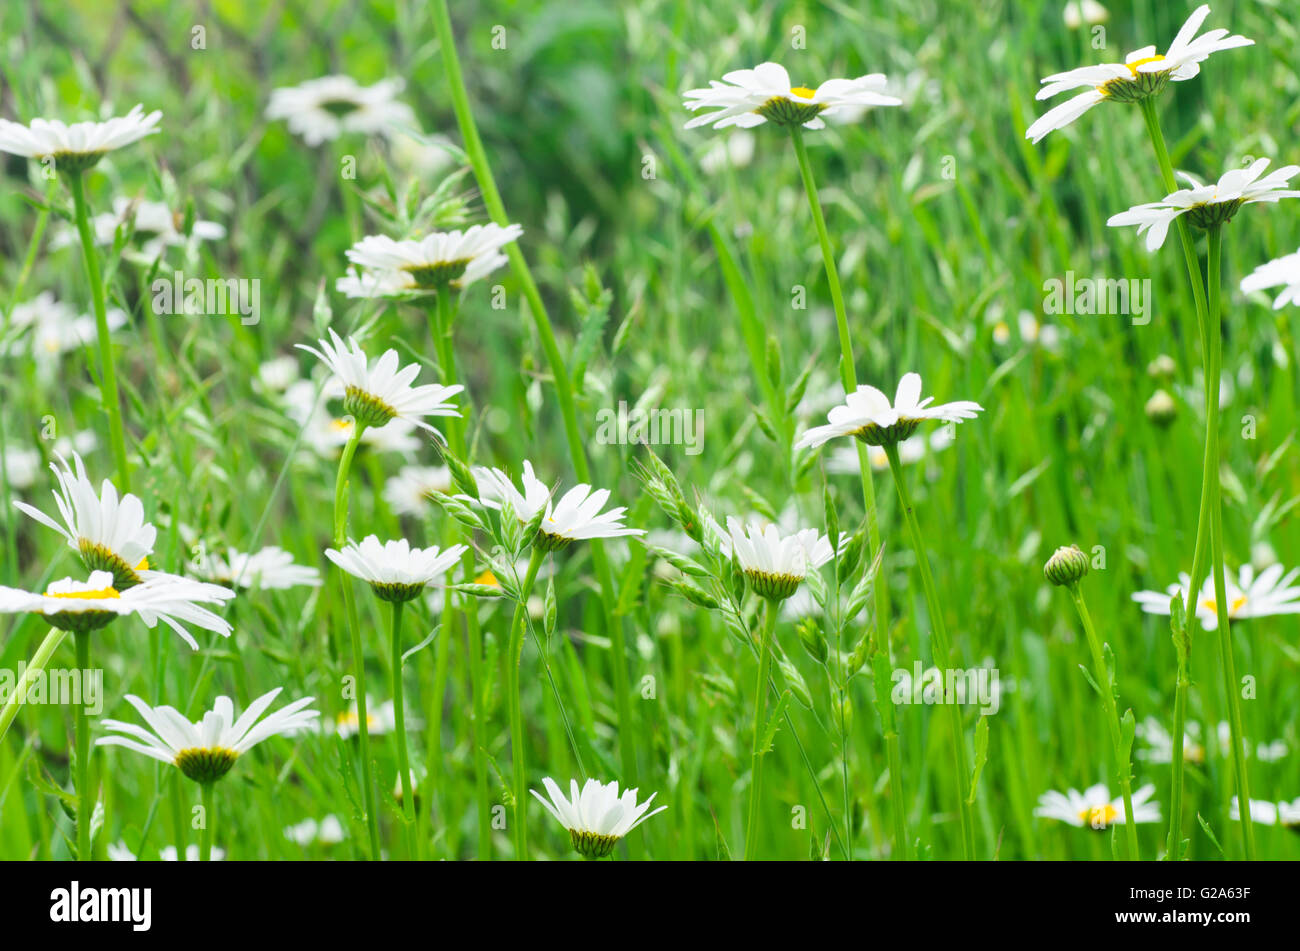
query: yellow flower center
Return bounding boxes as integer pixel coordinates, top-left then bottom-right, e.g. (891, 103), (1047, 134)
(331, 418), (354, 432)
(1079, 803), (1118, 827)
(46, 584), (120, 600)
(788, 86), (818, 100)
(1126, 54), (1166, 75)
(337, 711), (377, 730)
(1201, 596), (1248, 615)
(474, 569), (499, 587)
(136, 557), (149, 571)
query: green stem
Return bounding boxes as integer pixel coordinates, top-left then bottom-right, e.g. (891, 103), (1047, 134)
(0, 627), (67, 744)
(199, 782), (214, 861)
(884, 444), (975, 860)
(884, 731), (908, 859)
(333, 426), (380, 859)
(389, 599), (417, 857)
(1205, 226), (1254, 858)
(1068, 586), (1139, 860)
(432, 0), (637, 786)
(74, 630), (92, 861)
(744, 601), (779, 860)
(506, 547), (546, 860)
(67, 170), (130, 491)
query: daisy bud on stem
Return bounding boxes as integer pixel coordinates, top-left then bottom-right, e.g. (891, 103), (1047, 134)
(1045, 544), (1141, 860)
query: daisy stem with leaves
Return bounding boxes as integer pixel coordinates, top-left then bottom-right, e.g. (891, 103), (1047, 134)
(66, 169), (130, 491)
(506, 546), (547, 860)
(332, 425), (381, 859)
(882, 442), (976, 860)
(389, 599), (417, 856)
(74, 629), (93, 860)
(432, 0), (639, 790)
(744, 599), (779, 860)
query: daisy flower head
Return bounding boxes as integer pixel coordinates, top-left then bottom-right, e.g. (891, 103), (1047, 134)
(284, 815), (347, 847)
(0, 104), (161, 173)
(1108, 159), (1300, 250)
(198, 546), (322, 591)
(51, 197), (226, 260)
(331, 699), (397, 740)
(296, 328), (463, 435)
(1241, 247), (1300, 310)
(0, 570), (234, 646)
(530, 777), (666, 858)
(324, 535), (467, 602)
(795, 372), (983, 450)
(1231, 797), (1300, 828)
(97, 688), (318, 785)
(725, 516), (834, 602)
(1132, 563), (1300, 630)
(684, 62), (901, 131)
(265, 75), (415, 146)
(1035, 783), (1162, 829)
(1026, 4), (1252, 143)
(473, 460), (645, 552)
(344, 223), (523, 293)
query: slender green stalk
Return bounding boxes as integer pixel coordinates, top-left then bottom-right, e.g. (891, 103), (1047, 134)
(432, 0), (638, 788)
(884, 443), (975, 860)
(74, 630), (93, 861)
(1066, 586), (1140, 859)
(506, 547), (546, 859)
(0, 627), (67, 744)
(66, 170), (130, 491)
(744, 601), (779, 860)
(1205, 226), (1255, 858)
(389, 599), (417, 857)
(333, 426), (380, 859)
(884, 731), (908, 859)
(199, 783), (215, 862)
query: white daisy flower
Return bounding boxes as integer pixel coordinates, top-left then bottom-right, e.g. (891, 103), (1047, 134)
(1231, 797), (1300, 827)
(1026, 4), (1252, 143)
(255, 355), (300, 393)
(265, 75), (415, 146)
(296, 328), (463, 436)
(683, 62), (901, 131)
(725, 516), (834, 602)
(1064, 0), (1108, 29)
(698, 129), (756, 174)
(530, 777), (666, 858)
(0, 570), (234, 647)
(2, 293), (128, 367)
(1134, 717), (1206, 764)
(472, 460), (645, 551)
(1035, 783), (1162, 828)
(334, 266), (421, 300)
(324, 535), (467, 602)
(795, 372), (983, 450)
(1241, 247), (1300, 309)
(1132, 563), (1300, 630)
(0, 104), (162, 171)
(331, 699), (397, 740)
(50, 197), (225, 259)
(284, 815), (347, 846)
(198, 546), (322, 590)
(1108, 159), (1300, 251)
(343, 223), (523, 293)
(384, 465), (453, 516)
(96, 688), (319, 784)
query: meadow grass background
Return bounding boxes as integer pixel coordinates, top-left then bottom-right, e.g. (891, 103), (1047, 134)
(1, 0), (1298, 860)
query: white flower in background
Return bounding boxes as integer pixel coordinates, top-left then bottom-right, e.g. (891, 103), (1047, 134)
(384, 465), (452, 516)
(1035, 783), (1162, 828)
(796, 372), (983, 450)
(256, 355), (300, 393)
(1026, 4), (1252, 143)
(266, 75), (415, 146)
(2, 292), (127, 367)
(1134, 717), (1207, 764)
(698, 130), (756, 174)
(1241, 248), (1300, 309)
(991, 310), (1063, 352)
(325, 535), (466, 602)
(1063, 0), (1108, 29)
(0, 104), (161, 171)
(1108, 159), (1300, 251)
(684, 62), (901, 130)
(726, 516), (834, 601)
(297, 328), (463, 436)
(96, 688), (319, 784)
(0, 431), (96, 490)
(109, 841), (226, 861)
(474, 460), (645, 551)
(0, 570), (234, 646)
(828, 427), (955, 474)
(50, 197), (225, 259)
(1230, 797), (1300, 828)
(344, 223), (523, 293)
(331, 699), (397, 739)
(198, 546), (321, 590)
(284, 815), (347, 846)
(530, 777), (666, 858)
(335, 266), (420, 300)
(389, 130), (456, 178)
(1132, 563), (1300, 630)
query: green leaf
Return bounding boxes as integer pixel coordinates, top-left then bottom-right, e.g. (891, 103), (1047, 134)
(967, 716), (989, 805)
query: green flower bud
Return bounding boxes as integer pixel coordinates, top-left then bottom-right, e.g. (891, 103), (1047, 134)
(1044, 544), (1089, 587)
